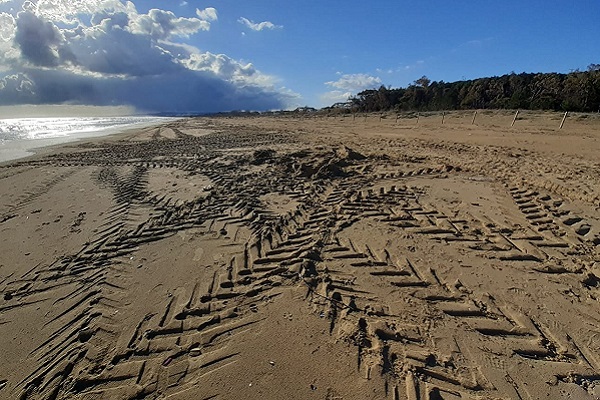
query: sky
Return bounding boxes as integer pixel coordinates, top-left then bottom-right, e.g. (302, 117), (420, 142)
(0, 0), (598, 115)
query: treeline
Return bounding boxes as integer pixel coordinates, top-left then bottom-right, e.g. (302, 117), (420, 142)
(348, 65), (600, 113)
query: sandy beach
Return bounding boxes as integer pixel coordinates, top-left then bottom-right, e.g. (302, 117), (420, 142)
(1, 110), (600, 399)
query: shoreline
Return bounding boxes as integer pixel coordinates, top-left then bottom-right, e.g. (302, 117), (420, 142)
(0, 117), (182, 164)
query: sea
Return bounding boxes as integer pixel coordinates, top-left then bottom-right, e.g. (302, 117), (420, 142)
(0, 116), (177, 163)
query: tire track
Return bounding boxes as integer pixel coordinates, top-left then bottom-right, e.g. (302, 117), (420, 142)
(3, 119), (600, 399)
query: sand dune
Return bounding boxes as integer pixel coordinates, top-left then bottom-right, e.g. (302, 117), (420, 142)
(1, 111), (600, 399)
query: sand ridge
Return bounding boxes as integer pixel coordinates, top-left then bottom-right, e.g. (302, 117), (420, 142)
(0, 112), (599, 399)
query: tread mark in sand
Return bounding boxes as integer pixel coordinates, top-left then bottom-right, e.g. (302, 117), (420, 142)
(4, 127), (600, 399)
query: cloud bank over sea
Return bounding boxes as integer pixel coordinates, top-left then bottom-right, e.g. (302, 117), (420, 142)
(0, 0), (297, 113)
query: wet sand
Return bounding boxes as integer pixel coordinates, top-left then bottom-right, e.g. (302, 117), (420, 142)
(1, 110), (600, 399)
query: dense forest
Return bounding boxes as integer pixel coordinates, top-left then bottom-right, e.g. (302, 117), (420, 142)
(346, 65), (600, 113)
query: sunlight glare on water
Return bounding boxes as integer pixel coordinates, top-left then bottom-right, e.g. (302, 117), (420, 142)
(0, 115), (178, 163)
(0, 116), (172, 142)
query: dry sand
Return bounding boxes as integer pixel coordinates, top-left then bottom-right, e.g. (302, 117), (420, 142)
(1, 110), (600, 399)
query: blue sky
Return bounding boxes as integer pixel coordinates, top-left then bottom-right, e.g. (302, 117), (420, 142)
(0, 0), (598, 113)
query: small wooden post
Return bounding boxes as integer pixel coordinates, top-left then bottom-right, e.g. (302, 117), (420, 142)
(559, 111), (568, 129)
(442, 111), (445, 124)
(472, 110), (477, 125)
(511, 110), (519, 127)
(364, 114), (367, 122)
(353, 113), (356, 122)
(379, 114), (383, 122)
(395, 114), (400, 124)
(416, 112), (420, 124)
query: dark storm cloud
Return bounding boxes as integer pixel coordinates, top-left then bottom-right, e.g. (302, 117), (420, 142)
(14, 11), (75, 67)
(0, 67), (288, 113)
(0, 2), (297, 113)
(72, 28), (181, 77)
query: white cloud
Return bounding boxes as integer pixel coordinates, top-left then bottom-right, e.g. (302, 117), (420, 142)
(185, 52), (255, 79)
(375, 68), (394, 74)
(183, 52), (300, 98)
(325, 73), (382, 92)
(238, 17), (282, 31)
(22, 0), (131, 24)
(0, 73), (35, 103)
(0, 1), (298, 112)
(320, 73), (382, 106)
(0, 12), (18, 71)
(0, 12), (15, 41)
(319, 90), (353, 105)
(128, 8), (210, 39)
(196, 7), (217, 22)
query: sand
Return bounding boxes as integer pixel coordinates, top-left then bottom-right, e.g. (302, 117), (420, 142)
(1, 110), (599, 399)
